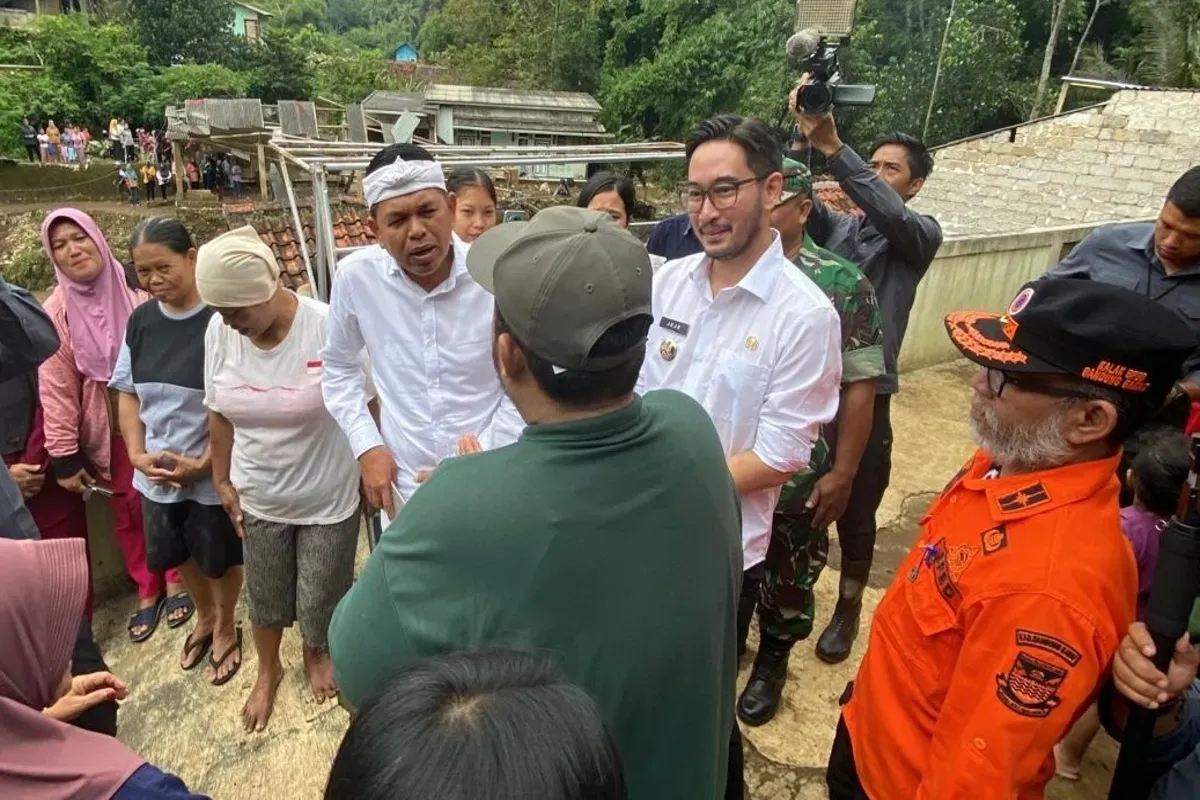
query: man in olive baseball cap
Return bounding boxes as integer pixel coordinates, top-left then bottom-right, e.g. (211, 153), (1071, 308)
(330, 204), (745, 798)
(466, 205), (654, 397)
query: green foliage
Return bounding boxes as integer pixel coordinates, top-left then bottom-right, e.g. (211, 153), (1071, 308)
(3, 244), (55, 293)
(130, 0), (239, 66)
(245, 28), (316, 103)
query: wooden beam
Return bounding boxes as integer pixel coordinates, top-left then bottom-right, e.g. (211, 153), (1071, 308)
(257, 143), (268, 200)
(1054, 81), (1071, 115)
(172, 143), (184, 207)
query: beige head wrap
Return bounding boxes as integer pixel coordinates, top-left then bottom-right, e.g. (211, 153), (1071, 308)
(196, 225), (281, 308)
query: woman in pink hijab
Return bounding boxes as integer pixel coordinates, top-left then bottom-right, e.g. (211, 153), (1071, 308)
(0, 537), (207, 799)
(37, 209), (189, 643)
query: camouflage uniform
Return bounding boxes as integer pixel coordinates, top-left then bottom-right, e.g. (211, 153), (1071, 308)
(757, 228), (885, 644)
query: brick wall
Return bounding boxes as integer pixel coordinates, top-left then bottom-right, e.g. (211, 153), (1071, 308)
(910, 89), (1200, 236)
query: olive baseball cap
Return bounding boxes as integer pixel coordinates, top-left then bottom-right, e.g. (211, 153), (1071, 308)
(466, 206), (653, 372)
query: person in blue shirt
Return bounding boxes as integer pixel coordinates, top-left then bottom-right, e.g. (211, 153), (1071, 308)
(0, 537), (208, 799)
(645, 212), (703, 260)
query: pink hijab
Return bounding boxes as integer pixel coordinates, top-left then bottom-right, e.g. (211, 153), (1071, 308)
(41, 209), (137, 381)
(0, 538), (144, 799)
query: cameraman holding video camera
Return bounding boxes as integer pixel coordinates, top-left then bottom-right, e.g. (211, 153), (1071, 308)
(788, 82), (943, 665)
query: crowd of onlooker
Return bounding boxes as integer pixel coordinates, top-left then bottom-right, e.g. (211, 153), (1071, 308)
(19, 117), (92, 166)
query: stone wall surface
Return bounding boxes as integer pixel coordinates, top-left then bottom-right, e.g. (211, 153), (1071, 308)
(911, 89), (1200, 235)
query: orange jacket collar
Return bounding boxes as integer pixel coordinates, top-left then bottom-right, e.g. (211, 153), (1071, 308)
(957, 449), (1123, 523)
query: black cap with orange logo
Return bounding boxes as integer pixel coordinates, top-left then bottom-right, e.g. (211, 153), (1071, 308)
(945, 278), (1198, 401)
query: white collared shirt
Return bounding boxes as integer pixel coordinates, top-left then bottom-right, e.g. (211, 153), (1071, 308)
(322, 234), (524, 502)
(640, 233), (842, 567)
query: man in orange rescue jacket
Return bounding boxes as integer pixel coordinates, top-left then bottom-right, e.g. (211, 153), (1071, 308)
(825, 277), (1198, 799)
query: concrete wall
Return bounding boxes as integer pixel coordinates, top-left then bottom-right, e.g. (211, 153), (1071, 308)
(0, 162), (121, 202)
(896, 219), (1145, 372)
(912, 89), (1200, 236)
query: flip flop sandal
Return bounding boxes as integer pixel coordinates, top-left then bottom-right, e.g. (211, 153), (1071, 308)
(209, 627), (244, 687)
(181, 631), (213, 671)
(165, 592), (196, 629)
(128, 595), (165, 643)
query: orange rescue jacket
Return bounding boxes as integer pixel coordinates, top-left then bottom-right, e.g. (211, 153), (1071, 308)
(844, 449), (1136, 799)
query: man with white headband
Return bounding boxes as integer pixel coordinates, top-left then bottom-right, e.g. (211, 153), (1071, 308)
(322, 144), (522, 517)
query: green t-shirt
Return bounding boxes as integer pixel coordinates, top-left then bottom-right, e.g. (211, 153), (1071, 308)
(329, 390), (742, 800)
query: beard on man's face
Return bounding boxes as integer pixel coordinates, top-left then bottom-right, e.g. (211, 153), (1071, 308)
(700, 194), (765, 262)
(968, 397), (1074, 473)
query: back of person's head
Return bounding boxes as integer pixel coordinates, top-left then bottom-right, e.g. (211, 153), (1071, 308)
(1128, 427), (1191, 518)
(366, 143), (436, 177)
(684, 115), (782, 177)
(578, 172), (637, 219)
(869, 132), (934, 181)
(325, 648), (627, 800)
(1167, 166), (1200, 218)
(446, 167), (497, 205)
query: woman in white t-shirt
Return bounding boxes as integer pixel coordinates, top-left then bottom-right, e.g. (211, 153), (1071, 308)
(195, 226), (365, 734)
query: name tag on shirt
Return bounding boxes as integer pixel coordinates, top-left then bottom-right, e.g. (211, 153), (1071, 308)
(306, 360), (322, 375)
(659, 317), (690, 337)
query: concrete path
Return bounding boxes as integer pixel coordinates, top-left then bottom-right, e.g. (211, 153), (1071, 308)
(94, 360), (1115, 798)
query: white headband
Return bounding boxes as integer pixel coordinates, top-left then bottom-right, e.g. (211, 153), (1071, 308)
(364, 157), (447, 208)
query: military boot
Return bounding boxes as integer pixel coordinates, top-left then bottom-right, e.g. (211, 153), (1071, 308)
(736, 634), (792, 726)
(815, 559), (871, 664)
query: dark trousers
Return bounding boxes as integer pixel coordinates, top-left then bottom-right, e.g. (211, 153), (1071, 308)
(24, 143), (39, 162)
(736, 564), (765, 654)
(71, 618), (118, 736)
(726, 721), (744, 799)
(826, 714), (868, 799)
(834, 394), (893, 566)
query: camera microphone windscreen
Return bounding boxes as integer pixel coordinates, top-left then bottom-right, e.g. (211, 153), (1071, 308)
(786, 28), (822, 64)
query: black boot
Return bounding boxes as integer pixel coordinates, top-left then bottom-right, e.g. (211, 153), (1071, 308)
(736, 634), (791, 726)
(815, 560), (871, 665)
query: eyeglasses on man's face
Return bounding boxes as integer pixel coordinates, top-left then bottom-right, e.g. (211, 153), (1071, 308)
(985, 367), (1097, 400)
(679, 176), (766, 212)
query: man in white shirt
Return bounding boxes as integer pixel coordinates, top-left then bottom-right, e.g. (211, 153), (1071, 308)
(322, 144), (522, 518)
(640, 115), (843, 656)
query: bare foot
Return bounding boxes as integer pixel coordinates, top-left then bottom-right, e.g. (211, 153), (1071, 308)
(242, 665), (284, 733)
(180, 614), (215, 670)
(304, 645), (338, 703)
(206, 625), (242, 686)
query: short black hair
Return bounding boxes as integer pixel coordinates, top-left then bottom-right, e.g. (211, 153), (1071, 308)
(495, 310), (649, 410)
(578, 172), (637, 219)
(446, 167), (497, 205)
(325, 648), (628, 800)
(684, 115), (782, 178)
(1167, 166), (1200, 218)
(1127, 426), (1190, 518)
(366, 143), (436, 176)
(1058, 376), (1165, 448)
(130, 217), (194, 259)
(869, 133), (934, 181)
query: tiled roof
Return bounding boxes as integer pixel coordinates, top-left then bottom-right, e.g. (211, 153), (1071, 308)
(814, 179), (861, 216)
(252, 208), (377, 290)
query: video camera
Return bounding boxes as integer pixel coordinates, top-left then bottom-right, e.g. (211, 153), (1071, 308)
(791, 34), (876, 115)
(787, 0), (876, 115)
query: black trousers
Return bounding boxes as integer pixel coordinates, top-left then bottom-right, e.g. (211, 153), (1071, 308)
(726, 721), (744, 799)
(71, 618), (118, 736)
(832, 394), (893, 566)
(24, 143), (39, 162)
(826, 714), (868, 799)
(736, 564), (765, 655)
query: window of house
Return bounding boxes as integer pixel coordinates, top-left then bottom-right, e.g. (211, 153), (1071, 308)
(245, 18), (260, 42)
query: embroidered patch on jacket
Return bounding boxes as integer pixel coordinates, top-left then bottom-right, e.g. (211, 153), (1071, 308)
(996, 651), (1068, 718)
(1016, 629), (1082, 667)
(929, 537), (961, 604)
(996, 483), (1051, 513)
(946, 543), (978, 583)
(981, 525), (1008, 556)
(940, 460), (972, 495)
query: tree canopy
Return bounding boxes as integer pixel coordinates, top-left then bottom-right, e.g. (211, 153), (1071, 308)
(0, 0), (1193, 159)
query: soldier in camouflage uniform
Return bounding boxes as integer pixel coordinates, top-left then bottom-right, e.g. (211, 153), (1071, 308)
(737, 158), (885, 726)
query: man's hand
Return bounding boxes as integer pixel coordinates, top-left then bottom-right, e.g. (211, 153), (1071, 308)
(155, 452), (210, 489)
(359, 446), (398, 518)
(57, 468), (93, 495)
(1113, 622), (1200, 709)
(215, 480), (246, 539)
(790, 79), (843, 158)
(456, 433), (482, 456)
(806, 469), (854, 529)
(129, 451), (175, 485)
(44, 672), (128, 722)
(8, 463), (45, 499)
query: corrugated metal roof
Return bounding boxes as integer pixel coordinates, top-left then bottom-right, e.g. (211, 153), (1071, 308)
(362, 91), (429, 114)
(234, 2), (274, 16)
(425, 84), (602, 112)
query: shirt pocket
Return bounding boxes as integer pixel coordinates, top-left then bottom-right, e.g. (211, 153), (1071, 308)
(706, 352), (769, 425)
(890, 574), (962, 708)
